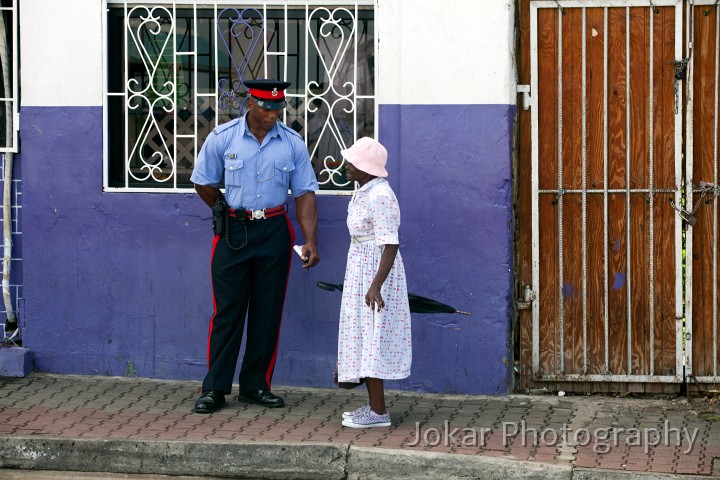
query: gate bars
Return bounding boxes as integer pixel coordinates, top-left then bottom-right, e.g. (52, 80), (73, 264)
(529, 0), (684, 382)
(689, 0), (720, 382)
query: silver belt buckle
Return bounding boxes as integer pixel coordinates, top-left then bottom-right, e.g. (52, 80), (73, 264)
(250, 209), (266, 220)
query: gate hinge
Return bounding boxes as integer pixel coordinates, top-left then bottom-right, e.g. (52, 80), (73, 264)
(516, 284), (535, 310)
(704, 0), (720, 16)
(517, 84), (531, 110)
(674, 58), (689, 80)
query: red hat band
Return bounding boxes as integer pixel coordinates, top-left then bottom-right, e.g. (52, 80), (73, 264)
(248, 87), (285, 100)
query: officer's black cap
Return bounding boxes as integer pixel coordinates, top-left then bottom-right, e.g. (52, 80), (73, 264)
(245, 79), (291, 110)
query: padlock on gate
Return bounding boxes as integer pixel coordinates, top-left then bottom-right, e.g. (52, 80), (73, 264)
(669, 198), (697, 227)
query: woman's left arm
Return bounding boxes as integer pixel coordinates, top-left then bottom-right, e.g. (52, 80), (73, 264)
(366, 244), (399, 312)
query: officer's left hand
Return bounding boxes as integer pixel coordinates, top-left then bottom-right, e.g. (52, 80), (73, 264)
(300, 244), (319, 268)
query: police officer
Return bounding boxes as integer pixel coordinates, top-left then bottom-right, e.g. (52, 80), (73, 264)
(191, 79), (319, 413)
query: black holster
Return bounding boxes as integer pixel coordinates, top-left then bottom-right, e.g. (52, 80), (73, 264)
(212, 199), (227, 235)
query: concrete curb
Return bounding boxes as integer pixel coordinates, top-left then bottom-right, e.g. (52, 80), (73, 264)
(572, 469), (719, 479)
(0, 436), (576, 480)
(0, 437), (347, 480)
(1, 437), (715, 479)
(346, 446), (572, 479)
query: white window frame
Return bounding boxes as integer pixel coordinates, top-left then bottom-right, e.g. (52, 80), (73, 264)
(102, 0), (378, 195)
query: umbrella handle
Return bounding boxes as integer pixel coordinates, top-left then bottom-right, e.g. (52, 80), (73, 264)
(316, 281), (344, 292)
(455, 310), (471, 315)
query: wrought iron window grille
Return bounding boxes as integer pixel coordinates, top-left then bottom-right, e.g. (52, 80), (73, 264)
(103, 1), (376, 193)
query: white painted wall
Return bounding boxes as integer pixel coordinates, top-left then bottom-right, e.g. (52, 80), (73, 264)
(20, 0), (103, 107)
(18, 0), (515, 107)
(377, 0), (516, 105)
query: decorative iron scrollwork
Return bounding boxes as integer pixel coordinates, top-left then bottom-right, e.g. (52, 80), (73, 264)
(126, 6), (175, 183)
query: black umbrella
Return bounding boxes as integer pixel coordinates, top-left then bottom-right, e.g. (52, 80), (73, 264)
(316, 281), (471, 315)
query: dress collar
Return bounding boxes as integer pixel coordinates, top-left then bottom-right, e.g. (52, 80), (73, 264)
(355, 177), (384, 194)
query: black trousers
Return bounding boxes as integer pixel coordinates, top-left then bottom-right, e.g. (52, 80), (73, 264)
(202, 213), (294, 395)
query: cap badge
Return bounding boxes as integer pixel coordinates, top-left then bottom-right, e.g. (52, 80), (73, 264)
(272, 88), (278, 97)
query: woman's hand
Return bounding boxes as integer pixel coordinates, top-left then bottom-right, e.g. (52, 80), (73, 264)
(365, 244), (399, 312)
(366, 284), (385, 312)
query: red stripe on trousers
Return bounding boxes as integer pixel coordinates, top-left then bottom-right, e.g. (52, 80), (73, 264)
(265, 213), (296, 387)
(206, 234), (221, 371)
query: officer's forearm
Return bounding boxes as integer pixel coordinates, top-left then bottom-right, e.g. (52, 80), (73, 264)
(295, 192), (319, 267)
(195, 184), (219, 208)
(295, 191), (318, 248)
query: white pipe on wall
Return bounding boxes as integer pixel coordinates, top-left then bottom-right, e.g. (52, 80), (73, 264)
(0, 6), (16, 332)
(2, 152), (15, 330)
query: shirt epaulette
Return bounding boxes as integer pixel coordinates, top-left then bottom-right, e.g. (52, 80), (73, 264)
(278, 122), (302, 139)
(213, 117), (241, 135)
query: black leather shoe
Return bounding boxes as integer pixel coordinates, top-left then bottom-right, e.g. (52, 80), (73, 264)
(193, 390), (226, 414)
(238, 389), (285, 408)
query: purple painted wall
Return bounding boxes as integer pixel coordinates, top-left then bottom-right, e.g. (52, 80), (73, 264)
(379, 105), (515, 394)
(20, 103), (514, 394)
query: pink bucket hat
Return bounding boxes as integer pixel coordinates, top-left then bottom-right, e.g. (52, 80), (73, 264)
(340, 137), (388, 178)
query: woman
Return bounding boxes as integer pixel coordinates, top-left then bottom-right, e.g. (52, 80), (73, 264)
(336, 137), (412, 428)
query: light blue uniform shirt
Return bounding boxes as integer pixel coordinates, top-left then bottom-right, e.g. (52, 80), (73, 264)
(191, 115), (318, 210)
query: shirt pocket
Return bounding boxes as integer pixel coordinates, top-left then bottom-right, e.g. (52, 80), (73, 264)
(224, 158), (244, 186)
(273, 157), (296, 188)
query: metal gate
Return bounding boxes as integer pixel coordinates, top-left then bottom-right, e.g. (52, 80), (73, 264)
(525, 0), (685, 384)
(688, 0), (720, 383)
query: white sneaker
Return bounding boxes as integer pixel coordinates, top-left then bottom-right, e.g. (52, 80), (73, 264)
(342, 409), (391, 428)
(342, 403), (370, 420)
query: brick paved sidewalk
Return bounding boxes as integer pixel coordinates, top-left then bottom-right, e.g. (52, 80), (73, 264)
(1, 373), (719, 478)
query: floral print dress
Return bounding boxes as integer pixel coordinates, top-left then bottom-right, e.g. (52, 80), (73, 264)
(337, 177), (412, 383)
